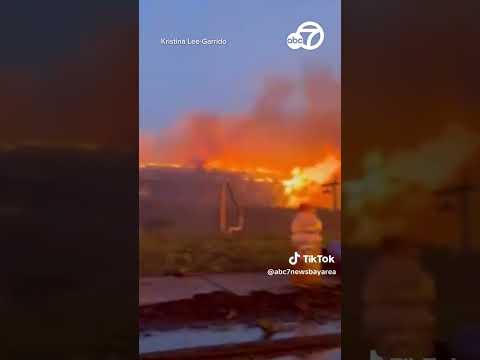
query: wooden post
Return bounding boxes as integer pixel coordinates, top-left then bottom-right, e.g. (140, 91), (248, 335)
(434, 182), (478, 252)
(322, 178), (340, 211)
(219, 182), (227, 233)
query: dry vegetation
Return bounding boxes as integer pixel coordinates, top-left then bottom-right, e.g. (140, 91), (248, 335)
(140, 229), (337, 276)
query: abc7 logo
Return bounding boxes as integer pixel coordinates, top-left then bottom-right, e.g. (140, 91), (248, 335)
(287, 21), (325, 50)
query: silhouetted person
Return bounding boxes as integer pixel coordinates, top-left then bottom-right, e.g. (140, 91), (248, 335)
(363, 236), (436, 359)
(290, 203), (323, 288)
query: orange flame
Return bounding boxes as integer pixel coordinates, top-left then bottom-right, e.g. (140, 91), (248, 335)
(282, 156), (340, 207)
(140, 69), (340, 208)
(139, 156), (340, 208)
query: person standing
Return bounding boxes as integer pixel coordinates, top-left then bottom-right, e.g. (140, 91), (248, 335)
(290, 203), (323, 288)
(363, 236), (436, 359)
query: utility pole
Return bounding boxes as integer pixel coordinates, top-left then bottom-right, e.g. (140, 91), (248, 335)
(322, 178), (340, 211)
(434, 182), (478, 252)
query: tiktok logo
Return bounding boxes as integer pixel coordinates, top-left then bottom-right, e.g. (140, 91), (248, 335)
(289, 251), (302, 265)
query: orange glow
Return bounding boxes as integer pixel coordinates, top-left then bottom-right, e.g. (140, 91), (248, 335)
(282, 156), (340, 207)
(140, 162), (183, 169)
(139, 155), (340, 208)
(139, 70), (340, 209)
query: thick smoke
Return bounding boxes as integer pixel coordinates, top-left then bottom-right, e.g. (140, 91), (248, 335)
(344, 125), (480, 246)
(140, 69), (340, 176)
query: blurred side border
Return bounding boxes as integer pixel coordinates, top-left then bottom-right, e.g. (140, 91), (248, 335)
(343, 0), (480, 359)
(0, 1), (138, 358)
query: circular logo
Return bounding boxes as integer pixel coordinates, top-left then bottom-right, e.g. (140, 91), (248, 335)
(287, 21), (325, 50)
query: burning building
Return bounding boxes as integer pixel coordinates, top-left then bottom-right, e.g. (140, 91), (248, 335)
(140, 70), (341, 238)
(139, 164), (340, 241)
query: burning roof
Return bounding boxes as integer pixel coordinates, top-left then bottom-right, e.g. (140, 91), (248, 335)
(140, 69), (341, 208)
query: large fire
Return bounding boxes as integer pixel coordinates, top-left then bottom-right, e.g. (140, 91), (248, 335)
(140, 156), (340, 208)
(282, 155), (340, 207)
(140, 70), (341, 209)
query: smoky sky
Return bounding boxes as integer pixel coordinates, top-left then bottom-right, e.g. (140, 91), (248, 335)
(343, 0), (480, 177)
(0, 1), (137, 151)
